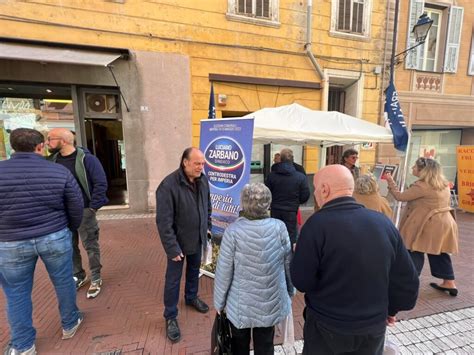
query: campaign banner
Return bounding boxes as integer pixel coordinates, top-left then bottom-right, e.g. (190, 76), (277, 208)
(200, 118), (255, 240)
(457, 146), (474, 213)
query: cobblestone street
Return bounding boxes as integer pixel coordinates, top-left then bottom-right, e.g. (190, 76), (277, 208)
(0, 211), (472, 354)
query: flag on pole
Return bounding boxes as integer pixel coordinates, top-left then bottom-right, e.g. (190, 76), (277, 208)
(208, 83), (216, 119)
(384, 80), (409, 152)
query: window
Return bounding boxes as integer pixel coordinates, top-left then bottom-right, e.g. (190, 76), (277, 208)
(331, 0), (371, 38)
(227, 0), (279, 26)
(468, 33), (474, 76)
(405, 1), (464, 73)
(420, 8), (442, 71)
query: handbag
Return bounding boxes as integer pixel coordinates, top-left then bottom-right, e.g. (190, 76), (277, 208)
(211, 312), (233, 355)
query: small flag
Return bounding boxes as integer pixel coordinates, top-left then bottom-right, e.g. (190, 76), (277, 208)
(384, 80), (409, 152)
(208, 83), (216, 119)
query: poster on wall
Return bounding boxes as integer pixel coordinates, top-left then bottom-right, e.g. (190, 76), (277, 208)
(456, 146), (474, 213)
(199, 118), (254, 276)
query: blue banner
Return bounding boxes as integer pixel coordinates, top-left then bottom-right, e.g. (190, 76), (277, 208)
(384, 80), (409, 152)
(200, 118), (254, 239)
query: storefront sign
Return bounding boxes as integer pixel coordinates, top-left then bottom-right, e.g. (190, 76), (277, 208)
(457, 146), (474, 213)
(200, 118), (254, 238)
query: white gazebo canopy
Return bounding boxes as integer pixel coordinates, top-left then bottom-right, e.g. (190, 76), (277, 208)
(244, 103), (393, 147)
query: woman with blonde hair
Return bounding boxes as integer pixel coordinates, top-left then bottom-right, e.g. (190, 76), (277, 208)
(353, 174), (392, 218)
(214, 182), (294, 354)
(386, 157), (458, 296)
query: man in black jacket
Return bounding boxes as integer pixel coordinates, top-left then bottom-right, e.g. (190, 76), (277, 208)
(291, 165), (419, 355)
(156, 147), (212, 343)
(265, 148), (309, 248)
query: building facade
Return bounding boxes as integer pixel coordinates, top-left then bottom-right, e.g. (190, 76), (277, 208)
(0, 0), (391, 211)
(379, 0), (474, 187)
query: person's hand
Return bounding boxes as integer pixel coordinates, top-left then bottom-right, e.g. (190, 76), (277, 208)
(385, 173), (394, 184)
(172, 253), (184, 262)
(386, 315), (396, 326)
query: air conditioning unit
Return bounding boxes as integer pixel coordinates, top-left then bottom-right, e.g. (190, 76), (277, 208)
(86, 94), (107, 113)
(81, 90), (121, 119)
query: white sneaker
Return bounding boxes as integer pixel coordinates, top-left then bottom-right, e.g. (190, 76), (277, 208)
(4, 344), (36, 355)
(62, 315), (84, 340)
(86, 279), (103, 299)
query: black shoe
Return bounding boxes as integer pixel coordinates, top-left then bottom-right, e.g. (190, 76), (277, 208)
(73, 276), (88, 290)
(186, 297), (209, 313)
(429, 283), (458, 297)
(166, 319), (181, 343)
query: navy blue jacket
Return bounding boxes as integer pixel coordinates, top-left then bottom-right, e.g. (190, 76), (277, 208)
(50, 147), (108, 209)
(0, 153), (84, 242)
(291, 197), (419, 335)
(265, 162), (310, 212)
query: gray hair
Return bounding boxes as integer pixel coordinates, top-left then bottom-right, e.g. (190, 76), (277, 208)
(354, 174), (378, 195)
(280, 148), (294, 163)
(240, 183), (271, 219)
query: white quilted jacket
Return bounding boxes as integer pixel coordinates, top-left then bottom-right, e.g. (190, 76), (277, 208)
(214, 217), (294, 329)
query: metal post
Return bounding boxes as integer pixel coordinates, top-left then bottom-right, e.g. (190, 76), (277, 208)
(389, 0), (400, 83)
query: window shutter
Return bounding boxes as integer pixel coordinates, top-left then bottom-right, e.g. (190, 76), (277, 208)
(469, 36), (474, 75)
(443, 6), (464, 73)
(405, 0), (424, 69)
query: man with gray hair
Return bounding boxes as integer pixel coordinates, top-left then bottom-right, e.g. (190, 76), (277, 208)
(265, 148), (309, 249)
(47, 128), (108, 299)
(291, 165), (419, 355)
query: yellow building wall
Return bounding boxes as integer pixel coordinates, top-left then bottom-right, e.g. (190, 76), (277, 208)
(0, 0), (389, 173)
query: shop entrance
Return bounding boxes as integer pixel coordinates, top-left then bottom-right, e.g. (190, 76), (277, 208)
(0, 82), (128, 207)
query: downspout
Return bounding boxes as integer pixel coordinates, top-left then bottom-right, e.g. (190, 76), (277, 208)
(305, 0), (325, 83)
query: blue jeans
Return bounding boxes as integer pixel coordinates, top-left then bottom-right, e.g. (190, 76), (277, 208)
(163, 250), (201, 320)
(0, 228), (81, 352)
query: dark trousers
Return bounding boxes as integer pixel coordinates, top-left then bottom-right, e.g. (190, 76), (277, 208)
(163, 249), (201, 320)
(72, 208), (102, 282)
(409, 251), (455, 280)
(303, 308), (385, 355)
(271, 209), (297, 244)
(229, 322), (275, 355)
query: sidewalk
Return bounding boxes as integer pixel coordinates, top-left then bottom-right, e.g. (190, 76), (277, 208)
(0, 212), (472, 354)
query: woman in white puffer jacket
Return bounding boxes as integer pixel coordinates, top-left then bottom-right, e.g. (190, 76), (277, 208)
(214, 182), (294, 355)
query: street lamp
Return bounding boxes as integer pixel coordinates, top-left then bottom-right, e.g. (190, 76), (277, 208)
(390, 9), (434, 80)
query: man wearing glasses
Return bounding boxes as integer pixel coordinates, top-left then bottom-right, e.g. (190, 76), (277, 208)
(47, 128), (108, 299)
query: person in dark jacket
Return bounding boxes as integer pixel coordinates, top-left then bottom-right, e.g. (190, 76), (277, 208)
(265, 148), (310, 248)
(0, 128), (84, 355)
(156, 147), (212, 343)
(291, 165), (419, 355)
(341, 148), (360, 179)
(47, 128), (108, 299)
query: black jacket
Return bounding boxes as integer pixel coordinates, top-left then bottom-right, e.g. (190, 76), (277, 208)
(155, 168), (212, 259)
(265, 162), (310, 212)
(291, 197), (419, 335)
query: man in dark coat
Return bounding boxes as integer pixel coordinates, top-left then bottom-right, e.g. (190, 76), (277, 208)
(156, 147), (212, 343)
(291, 165), (419, 355)
(47, 128), (108, 299)
(265, 148), (310, 248)
(0, 128), (84, 354)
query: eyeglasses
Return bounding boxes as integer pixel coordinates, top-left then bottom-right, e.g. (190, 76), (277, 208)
(46, 137), (62, 142)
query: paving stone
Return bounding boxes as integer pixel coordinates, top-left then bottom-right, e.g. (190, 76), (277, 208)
(423, 340), (442, 353)
(414, 342), (433, 354)
(432, 338), (453, 352)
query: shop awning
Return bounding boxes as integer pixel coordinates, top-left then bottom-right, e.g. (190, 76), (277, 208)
(0, 41), (124, 67)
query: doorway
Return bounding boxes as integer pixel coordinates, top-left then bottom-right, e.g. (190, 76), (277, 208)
(78, 88), (128, 206)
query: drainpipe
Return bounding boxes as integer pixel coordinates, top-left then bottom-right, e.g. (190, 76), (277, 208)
(305, 0), (325, 83)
